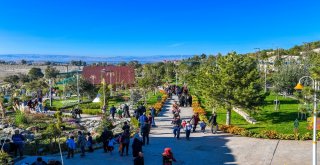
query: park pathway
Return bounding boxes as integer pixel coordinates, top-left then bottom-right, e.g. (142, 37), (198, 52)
(17, 95), (320, 165)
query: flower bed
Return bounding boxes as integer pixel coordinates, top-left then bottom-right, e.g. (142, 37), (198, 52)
(191, 95), (208, 123)
(218, 124), (318, 140)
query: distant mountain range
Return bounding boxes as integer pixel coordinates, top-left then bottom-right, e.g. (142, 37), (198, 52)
(0, 54), (194, 63)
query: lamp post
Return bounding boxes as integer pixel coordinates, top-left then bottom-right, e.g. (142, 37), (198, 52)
(295, 76), (318, 165)
(101, 69), (106, 107)
(49, 79), (52, 107)
(255, 48), (267, 92)
(106, 70), (114, 97)
(76, 70), (80, 103)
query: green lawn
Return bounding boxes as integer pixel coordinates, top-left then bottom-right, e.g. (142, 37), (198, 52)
(207, 93), (312, 134)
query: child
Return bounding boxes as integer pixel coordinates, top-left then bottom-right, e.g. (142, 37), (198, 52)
(185, 121), (192, 140)
(87, 132), (94, 152)
(200, 120), (206, 133)
(108, 137), (116, 153)
(66, 136), (76, 159)
(117, 107), (123, 119)
(181, 120), (187, 130)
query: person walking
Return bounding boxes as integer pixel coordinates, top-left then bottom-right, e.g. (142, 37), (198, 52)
(132, 135), (143, 158)
(134, 152), (144, 165)
(138, 113), (148, 135)
(87, 132), (94, 152)
(209, 112), (218, 134)
(173, 116), (181, 140)
(199, 120), (207, 133)
(66, 136), (76, 159)
(110, 105), (116, 119)
(185, 121), (192, 140)
(162, 148), (176, 165)
(101, 129), (113, 153)
(117, 106), (123, 119)
(141, 121), (150, 145)
(122, 121), (130, 131)
(150, 107), (156, 127)
(123, 104), (130, 118)
(120, 130), (130, 156)
(77, 131), (87, 157)
(12, 130), (25, 158)
(190, 113), (200, 132)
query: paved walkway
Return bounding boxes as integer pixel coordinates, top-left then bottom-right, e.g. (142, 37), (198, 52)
(17, 96), (320, 165)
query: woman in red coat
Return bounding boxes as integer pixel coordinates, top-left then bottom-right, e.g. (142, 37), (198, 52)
(162, 148), (176, 165)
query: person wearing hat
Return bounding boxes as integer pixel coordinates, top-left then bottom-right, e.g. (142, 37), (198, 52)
(162, 148), (176, 165)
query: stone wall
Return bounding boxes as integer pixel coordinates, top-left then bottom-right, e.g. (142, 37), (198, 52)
(233, 107), (257, 124)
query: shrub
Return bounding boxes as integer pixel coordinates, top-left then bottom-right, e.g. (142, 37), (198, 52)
(277, 134), (296, 140)
(0, 150), (13, 164)
(82, 109), (102, 115)
(240, 130), (254, 137)
(15, 111), (28, 126)
(80, 103), (100, 109)
(228, 126), (246, 135)
(130, 117), (139, 129)
(260, 130), (278, 139)
(301, 132), (312, 140)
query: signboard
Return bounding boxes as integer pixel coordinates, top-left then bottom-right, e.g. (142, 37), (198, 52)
(307, 117), (320, 130)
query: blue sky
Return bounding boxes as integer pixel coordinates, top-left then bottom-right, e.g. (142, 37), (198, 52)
(0, 0), (319, 57)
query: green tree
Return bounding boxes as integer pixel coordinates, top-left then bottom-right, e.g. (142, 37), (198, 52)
(67, 77), (98, 99)
(272, 60), (305, 95)
(196, 53), (265, 125)
(28, 68), (44, 80)
(3, 75), (19, 84)
(44, 66), (60, 79)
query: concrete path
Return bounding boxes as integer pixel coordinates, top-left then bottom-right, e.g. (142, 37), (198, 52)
(17, 96), (319, 165)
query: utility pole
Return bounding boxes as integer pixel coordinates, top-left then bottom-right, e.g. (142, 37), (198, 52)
(255, 48), (267, 92)
(76, 71), (80, 103)
(49, 79), (52, 107)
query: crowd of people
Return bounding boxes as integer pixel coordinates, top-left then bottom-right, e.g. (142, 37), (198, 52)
(166, 84), (219, 142)
(1, 84), (220, 165)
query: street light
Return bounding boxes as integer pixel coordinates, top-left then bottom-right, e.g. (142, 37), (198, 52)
(101, 69), (106, 107)
(295, 76), (318, 165)
(76, 70), (80, 103)
(48, 79), (52, 107)
(106, 70), (114, 97)
(255, 48), (267, 93)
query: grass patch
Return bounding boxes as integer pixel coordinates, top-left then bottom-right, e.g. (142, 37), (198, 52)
(202, 93), (312, 135)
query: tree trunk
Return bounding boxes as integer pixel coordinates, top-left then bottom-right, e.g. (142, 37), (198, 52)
(226, 106), (231, 125)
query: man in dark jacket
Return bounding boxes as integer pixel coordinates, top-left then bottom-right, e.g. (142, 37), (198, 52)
(173, 116), (181, 140)
(123, 104), (130, 118)
(12, 130), (25, 157)
(110, 105), (116, 119)
(122, 121), (130, 131)
(134, 152), (144, 165)
(190, 113), (200, 132)
(132, 136), (143, 157)
(101, 129), (113, 152)
(120, 130), (130, 156)
(209, 112), (218, 134)
(141, 121), (150, 145)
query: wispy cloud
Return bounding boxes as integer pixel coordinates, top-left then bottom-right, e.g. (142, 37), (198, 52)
(168, 42), (185, 48)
